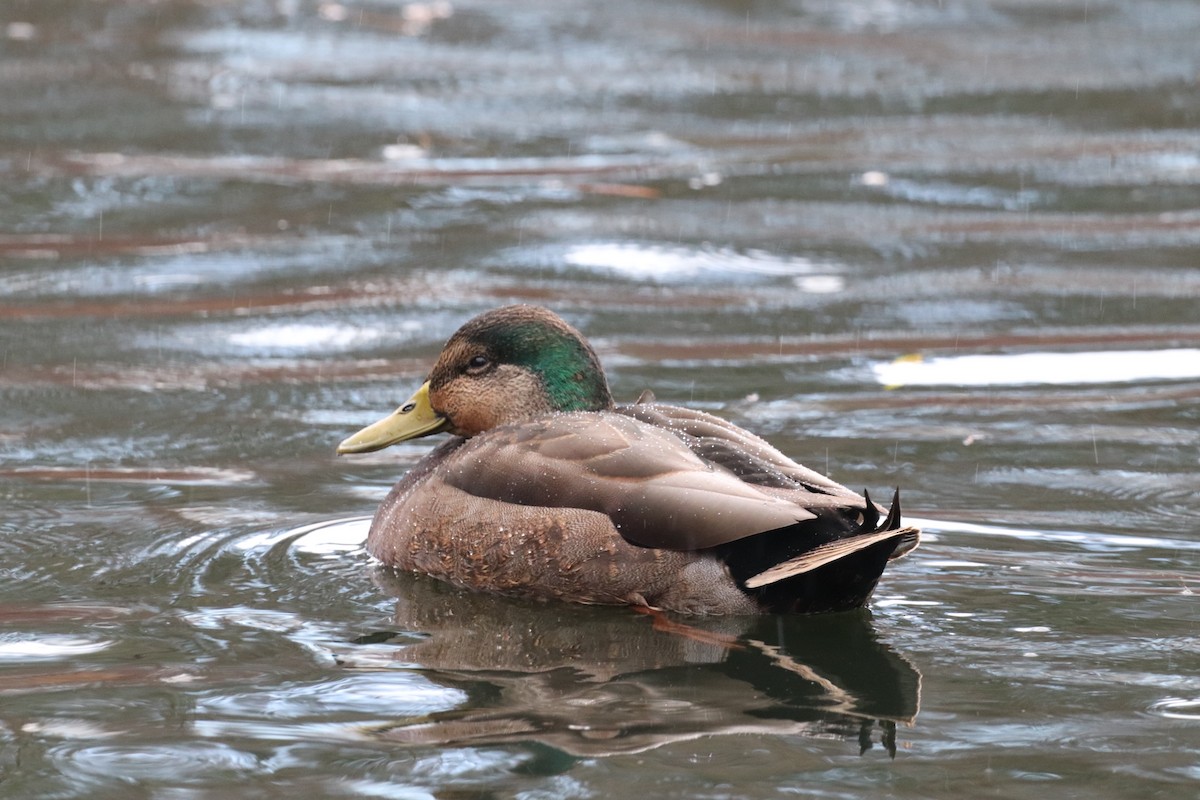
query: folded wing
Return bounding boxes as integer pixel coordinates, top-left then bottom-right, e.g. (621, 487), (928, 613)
(444, 412), (817, 550)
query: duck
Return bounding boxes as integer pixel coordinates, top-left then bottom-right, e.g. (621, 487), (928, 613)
(337, 305), (919, 615)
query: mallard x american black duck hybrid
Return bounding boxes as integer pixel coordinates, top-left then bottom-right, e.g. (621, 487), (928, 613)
(338, 305), (918, 615)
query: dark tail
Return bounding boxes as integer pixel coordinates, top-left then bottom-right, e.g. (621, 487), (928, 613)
(734, 489), (920, 614)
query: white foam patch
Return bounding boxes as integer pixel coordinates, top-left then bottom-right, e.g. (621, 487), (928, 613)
(290, 517), (371, 556)
(562, 242), (839, 284)
(794, 275), (846, 293)
(874, 349), (1200, 387)
(0, 635), (111, 661)
(231, 517), (370, 555)
(227, 323), (382, 351)
(909, 516), (1200, 552)
(20, 720), (120, 739)
(1151, 698), (1200, 720)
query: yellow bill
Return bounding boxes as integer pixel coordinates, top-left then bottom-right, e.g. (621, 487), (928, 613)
(336, 381), (449, 454)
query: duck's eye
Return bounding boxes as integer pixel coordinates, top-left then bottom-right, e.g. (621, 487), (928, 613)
(466, 354), (491, 373)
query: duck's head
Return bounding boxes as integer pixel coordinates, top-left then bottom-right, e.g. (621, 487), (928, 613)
(337, 305), (614, 454)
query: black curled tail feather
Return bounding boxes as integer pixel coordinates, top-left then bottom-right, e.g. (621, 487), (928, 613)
(884, 488), (920, 561)
(862, 487), (880, 530)
(883, 487), (902, 531)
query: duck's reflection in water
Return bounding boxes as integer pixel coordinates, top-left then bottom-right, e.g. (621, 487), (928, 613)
(353, 569), (920, 759)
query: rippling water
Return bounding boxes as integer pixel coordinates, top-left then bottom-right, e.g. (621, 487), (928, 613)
(2, 0), (1199, 797)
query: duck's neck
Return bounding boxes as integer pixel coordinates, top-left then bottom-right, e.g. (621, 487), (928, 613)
(507, 325), (614, 412)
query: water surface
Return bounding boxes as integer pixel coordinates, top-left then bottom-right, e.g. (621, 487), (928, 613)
(2, 0), (1199, 797)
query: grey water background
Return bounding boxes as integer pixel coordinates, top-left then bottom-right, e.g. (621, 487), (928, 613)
(2, 0), (1199, 797)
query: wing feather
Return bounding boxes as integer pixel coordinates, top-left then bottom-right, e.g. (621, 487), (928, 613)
(444, 413), (816, 550)
(616, 403), (860, 500)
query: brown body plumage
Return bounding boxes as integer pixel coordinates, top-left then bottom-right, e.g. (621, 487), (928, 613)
(339, 305), (918, 615)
